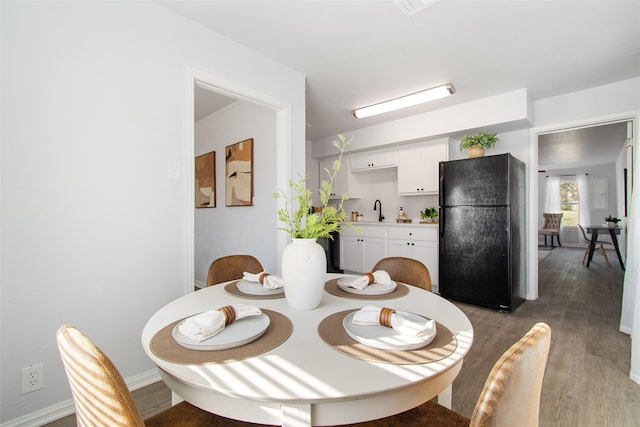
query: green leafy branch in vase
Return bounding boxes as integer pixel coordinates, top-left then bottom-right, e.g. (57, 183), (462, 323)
(274, 134), (359, 239)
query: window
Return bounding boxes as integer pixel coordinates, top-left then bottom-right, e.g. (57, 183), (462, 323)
(559, 178), (580, 226)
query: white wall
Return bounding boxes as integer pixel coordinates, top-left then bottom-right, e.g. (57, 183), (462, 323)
(534, 78), (640, 126)
(0, 1), (305, 424)
(194, 102), (278, 285)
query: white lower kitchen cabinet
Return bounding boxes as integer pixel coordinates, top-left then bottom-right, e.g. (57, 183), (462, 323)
(340, 226), (387, 273)
(386, 226), (439, 290)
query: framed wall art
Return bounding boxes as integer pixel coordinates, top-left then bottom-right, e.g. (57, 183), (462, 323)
(195, 151), (216, 208)
(225, 138), (253, 206)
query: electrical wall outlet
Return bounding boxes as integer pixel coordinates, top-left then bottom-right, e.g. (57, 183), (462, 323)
(21, 364), (44, 394)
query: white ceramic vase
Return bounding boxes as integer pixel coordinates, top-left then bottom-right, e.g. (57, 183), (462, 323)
(281, 238), (327, 310)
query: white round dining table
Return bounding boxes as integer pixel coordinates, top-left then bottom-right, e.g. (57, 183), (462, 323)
(141, 274), (474, 427)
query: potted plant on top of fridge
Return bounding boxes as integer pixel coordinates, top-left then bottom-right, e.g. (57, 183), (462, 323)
(459, 130), (499, 158)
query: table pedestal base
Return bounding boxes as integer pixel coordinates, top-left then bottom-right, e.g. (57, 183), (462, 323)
(161, 363), (461, 427)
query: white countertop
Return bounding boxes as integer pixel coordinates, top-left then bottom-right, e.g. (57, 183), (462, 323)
(353, 220), (439, 227)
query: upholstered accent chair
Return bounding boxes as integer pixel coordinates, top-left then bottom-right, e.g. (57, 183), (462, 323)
(207, 254), (264, 286)
(342, 322), (552, 427)
(56, 324), (265, 426)
(538, 213), (563, 248)
(578, 224), (612, 267)
(372, 256), (432, 292)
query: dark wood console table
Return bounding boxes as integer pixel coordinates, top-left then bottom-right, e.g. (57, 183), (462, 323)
(586, 225), (625, 270)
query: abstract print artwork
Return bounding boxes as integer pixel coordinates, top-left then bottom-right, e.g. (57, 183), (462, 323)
(225, 138), (253, 206)
(195, 151), (215, 208)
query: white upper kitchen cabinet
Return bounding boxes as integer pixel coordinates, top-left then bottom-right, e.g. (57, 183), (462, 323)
(350, 149), (398, 172)
(397, 139), (449, 195)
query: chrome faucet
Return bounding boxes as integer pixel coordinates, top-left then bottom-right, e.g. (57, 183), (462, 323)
(373, 199), (384, 222)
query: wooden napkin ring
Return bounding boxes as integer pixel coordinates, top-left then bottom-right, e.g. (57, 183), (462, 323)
(219, 305), (236, 325)
(364, 272), (375, 284)
(258, 273), (270, 284)
(379, 307), (395, 328)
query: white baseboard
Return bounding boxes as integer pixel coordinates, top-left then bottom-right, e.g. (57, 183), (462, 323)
(1, 369), (161, 427)
(195, 279), (206, 289)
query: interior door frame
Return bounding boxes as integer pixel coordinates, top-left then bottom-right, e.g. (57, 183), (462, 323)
(184, 67), (292, 295)
(528, 110), (638, 300)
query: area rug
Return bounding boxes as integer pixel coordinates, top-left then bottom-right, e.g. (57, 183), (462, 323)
(538, 249), (552, 263)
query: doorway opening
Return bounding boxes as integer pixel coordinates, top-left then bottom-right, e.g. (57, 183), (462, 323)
(184, 68), (292, 294)
(528, 112), (636, 301)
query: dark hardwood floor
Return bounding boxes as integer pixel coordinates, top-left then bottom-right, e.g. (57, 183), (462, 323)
(45, 247), (638, 426)
(452, 246), (638, 426)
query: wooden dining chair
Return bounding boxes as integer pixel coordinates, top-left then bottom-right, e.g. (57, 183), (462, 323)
(341, 322), (551, 427)
(207, 254), (264, 286)
(56, 324), (267, 427)
(538, 213), (563, 248)
(578, 224), (612, 267)
(372, 256), (432, 292)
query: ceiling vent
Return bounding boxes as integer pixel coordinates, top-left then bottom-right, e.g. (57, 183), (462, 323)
(394, 0), (441, 16)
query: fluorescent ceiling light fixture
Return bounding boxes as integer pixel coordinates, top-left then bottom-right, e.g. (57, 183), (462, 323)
(394, 0), (441, 17)
(353, 84), (455, 119)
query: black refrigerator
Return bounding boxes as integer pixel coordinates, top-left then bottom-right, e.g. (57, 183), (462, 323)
(438, 153), (525, 311)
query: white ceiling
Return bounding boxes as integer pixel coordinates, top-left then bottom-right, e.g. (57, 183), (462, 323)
(538, 122), (629, 171)
(194, 86), (235, 122)
(162, 0), (639, 168)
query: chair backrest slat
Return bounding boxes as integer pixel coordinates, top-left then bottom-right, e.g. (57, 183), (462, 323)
(207, 255), (264, 286)
(541, 213), (563, 230)
(470, 322), (551, 427)
(56, 325), (146, 427)
(372, 257), (432, 292)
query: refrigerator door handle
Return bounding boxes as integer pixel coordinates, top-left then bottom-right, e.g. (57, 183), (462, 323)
(438, 162), (444, 207)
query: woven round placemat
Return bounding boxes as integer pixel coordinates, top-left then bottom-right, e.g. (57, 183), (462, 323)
(224, 281), (285, 299)
(149, 309), (292, 365)
(317, 309), (457, 365)
(324, 278), (410, 300)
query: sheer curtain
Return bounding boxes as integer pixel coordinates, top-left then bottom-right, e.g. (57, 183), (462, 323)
(576, 174), (590, 226)
(544, 176), (561, 213)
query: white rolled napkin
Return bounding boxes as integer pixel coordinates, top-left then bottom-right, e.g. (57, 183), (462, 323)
(178, 304), (262, 342)
(352, 305), (436, 339)
(242, 271), (284, 289)
(343, 270), (392, 290)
